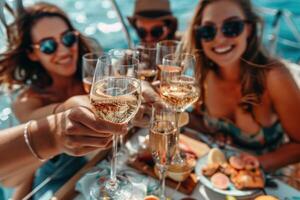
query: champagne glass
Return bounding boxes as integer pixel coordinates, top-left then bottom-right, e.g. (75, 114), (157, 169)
(108, 49), (139, 157)
(89, 54), (142, 199)
(82, 52), (102, 93)
(149, 103), (177, 200)
(160, 53), (200, 164)
(135, 43), (158, 82)
(156, 40), (182, 78)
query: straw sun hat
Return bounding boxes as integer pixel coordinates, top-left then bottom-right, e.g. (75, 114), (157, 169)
(127, 0), (176, 25)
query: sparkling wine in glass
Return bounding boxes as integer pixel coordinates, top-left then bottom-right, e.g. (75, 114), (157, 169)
(89, 54), (142, 200)
(135, 43), (158, 82)
(82, 52), (102, 93)
(108, 49), (139, 158)
(160, 53), (200, 164)
(149, 104), (176, 200)
(156, 40), (182, 78)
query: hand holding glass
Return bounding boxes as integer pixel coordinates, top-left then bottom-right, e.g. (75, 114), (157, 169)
(89, 54), (141, 199)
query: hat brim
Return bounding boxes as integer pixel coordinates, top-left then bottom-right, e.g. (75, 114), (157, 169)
(127, 15), (176, 26)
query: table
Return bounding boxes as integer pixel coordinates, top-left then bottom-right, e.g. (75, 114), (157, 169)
(53, 128), (300, 200)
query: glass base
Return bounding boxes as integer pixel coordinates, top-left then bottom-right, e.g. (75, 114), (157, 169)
(171, 150), (187, 165)
(90, 175), (133, 200)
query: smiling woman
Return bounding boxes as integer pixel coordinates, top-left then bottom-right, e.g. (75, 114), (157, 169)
(184, 0), (300, 172)
(0, 2), (102, 200)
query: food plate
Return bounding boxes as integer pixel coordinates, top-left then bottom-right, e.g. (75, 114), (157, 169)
(195, 149), (263, 197)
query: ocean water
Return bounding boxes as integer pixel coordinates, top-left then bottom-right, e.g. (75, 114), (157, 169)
(1, 0), (300, 58)
(14, 0), (199, 51)
(252, 0), (300, 62)
(0, 0), (300, 129)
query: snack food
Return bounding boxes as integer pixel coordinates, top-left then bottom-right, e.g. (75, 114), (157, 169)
(211, 172), (230, 190)
(144, 195), (160, 200)
(207, 148), (227, 165)
(201, 148), (264, 190)
(254, 195), (279, 200)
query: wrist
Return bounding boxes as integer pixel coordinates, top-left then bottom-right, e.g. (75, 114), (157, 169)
(30, 117), (60, 159)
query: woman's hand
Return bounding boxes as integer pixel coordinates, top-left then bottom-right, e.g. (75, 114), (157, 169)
(55, 95), (90, 113)
(47, 106), (127, 156)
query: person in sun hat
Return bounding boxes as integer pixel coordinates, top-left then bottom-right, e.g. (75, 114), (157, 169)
(128, 0), (178, 44)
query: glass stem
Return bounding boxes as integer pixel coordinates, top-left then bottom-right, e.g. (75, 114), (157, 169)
(173, 111), (183, 164)
(158, 165), (167, 200)
(120, 134), (124, 148)
(110, 134), (118, 186)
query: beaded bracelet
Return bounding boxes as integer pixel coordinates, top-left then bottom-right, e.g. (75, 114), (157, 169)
(24, 121), (46, 162)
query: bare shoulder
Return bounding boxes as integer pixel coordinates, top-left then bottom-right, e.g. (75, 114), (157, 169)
(266, 63), (299, 95)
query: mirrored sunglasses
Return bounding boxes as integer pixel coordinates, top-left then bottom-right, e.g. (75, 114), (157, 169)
(31, 30), (79, 54)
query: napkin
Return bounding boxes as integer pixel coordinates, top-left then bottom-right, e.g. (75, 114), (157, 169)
(76, 160), (160, 200)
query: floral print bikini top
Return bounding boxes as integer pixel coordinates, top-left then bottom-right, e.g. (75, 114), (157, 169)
(202, 109), (284, 155)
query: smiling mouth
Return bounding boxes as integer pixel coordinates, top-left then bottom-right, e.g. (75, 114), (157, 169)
(56, 56), (73, 65)
(212, 45), (235, 55)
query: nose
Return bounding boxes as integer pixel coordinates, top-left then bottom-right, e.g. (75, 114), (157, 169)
(214, 28), (227, 43)
(144, 33), (156, 43)
(56, 42), (70, 55)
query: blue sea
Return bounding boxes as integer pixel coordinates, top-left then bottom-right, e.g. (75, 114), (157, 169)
(0, 0), (300, 129)
(1, 0), (300, 59)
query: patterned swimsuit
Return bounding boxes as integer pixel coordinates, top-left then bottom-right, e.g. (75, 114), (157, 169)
(202, 109), (284, 155)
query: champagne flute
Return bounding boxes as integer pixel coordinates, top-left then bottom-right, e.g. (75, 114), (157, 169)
(156, 40), (182, 77)
(108, 49), (139, 157)
(149, 103), (177, 200)
(90, 54), (142, 199)
(160, 53), (200, 164)
(82, 52), (102, 93)
(135, 43), (158, 82)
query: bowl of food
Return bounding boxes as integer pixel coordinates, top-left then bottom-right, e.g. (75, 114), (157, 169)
(153, 161), (193, 182)
(195, 148), (264, 197)
(167, 161), (194, 182)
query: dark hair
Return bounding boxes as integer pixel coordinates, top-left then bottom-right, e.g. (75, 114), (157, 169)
(183, 0), (281, 112)
(130, 11), (178, 40)
(0, 2), (93, 90)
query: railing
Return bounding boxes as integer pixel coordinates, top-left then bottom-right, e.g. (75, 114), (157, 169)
(258, 7), (300, 64)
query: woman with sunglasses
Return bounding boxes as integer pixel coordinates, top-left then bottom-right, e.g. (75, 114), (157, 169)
(0, 2), (102, 199)
(127, 0), (178, 44)
(183, 0), (300, 172)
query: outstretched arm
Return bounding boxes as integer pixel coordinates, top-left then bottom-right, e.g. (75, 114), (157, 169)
(0, 106), (126, 180)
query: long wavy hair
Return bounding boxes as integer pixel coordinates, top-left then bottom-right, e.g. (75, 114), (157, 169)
(0, 2), (93, 90)
(183, 0), (282, 112)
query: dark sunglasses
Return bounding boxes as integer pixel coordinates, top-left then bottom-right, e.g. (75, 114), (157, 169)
(31, 30), (79, 54)
(195, 20), (249, 42)
(136, 26), (164, 39)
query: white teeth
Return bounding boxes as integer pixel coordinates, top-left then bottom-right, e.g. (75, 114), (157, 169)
(214, 45), (233, 54)
(57, 57), (72, 65)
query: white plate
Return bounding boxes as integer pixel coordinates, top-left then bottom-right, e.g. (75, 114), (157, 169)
(195, 149), (262, 197)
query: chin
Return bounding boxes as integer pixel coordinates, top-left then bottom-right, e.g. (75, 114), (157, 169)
(58, 64), (77, 77)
